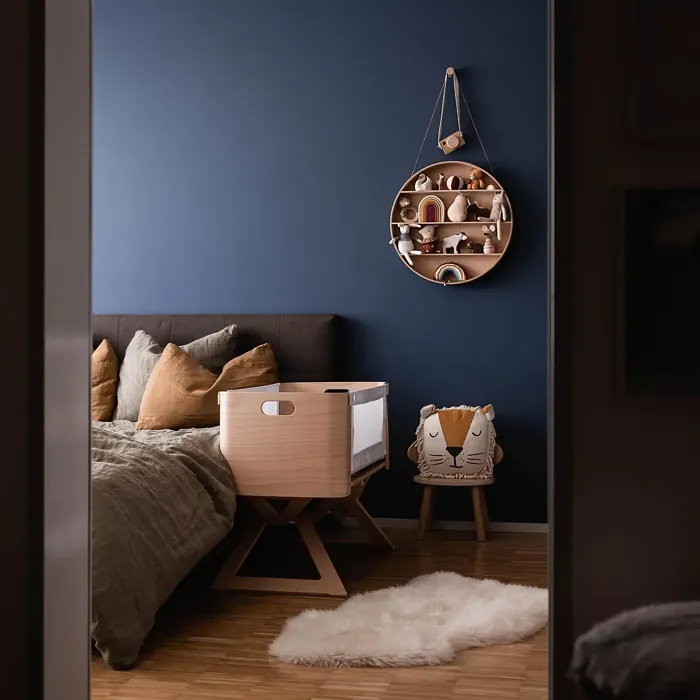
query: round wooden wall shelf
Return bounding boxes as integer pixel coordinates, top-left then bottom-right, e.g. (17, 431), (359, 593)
(389, 161), (513, 285)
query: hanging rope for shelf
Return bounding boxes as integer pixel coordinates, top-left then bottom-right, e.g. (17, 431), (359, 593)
(409, 66), (495, 178)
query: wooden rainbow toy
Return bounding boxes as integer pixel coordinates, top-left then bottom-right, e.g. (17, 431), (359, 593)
(418, 195), (445, 223)
(433, 262), (466, 285)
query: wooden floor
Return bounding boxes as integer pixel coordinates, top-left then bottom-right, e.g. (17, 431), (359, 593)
(91, 528), (548, 700)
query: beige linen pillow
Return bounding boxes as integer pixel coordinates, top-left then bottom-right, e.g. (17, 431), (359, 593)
(92, 339), (119, 421)
(114, 325), (238, 421)
(136, 342), (278, 430)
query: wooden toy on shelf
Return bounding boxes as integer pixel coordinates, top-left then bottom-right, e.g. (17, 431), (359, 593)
(399, 201), (419, 223)
(482, 225), (496, 254)
(418, 195), (445, 223)
(465, 240), (484, 254)
(390, 224), (422, 266)
(389, 160), (513, 285)
(441, 232), (469, 254)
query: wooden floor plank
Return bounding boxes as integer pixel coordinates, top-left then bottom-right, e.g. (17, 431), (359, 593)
(92, 529), (548, 699)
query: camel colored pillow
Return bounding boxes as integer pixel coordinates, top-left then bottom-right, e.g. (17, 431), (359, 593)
(92, 339), (119, 421)
(136, 343), (278, 430)
(115, 325), (238, 421)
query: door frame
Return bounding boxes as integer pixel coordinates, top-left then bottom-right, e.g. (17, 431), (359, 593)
(21, 1), (570, 698)
(44, 0), (92, 698)
(548, 0), (575, 696)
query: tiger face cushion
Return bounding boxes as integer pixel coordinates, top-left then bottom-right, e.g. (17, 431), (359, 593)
(415, 404), (496, 479)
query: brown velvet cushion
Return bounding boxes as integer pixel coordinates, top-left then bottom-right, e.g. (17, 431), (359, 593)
(136, 343), (278, 430)
(92, 339), (119, 421)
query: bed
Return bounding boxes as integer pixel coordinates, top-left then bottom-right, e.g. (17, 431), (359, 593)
(91, 314), (338, 670)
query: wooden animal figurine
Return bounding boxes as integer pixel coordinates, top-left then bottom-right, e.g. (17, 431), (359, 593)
(390, 223), (422, 266)
(465, 240), (484, 254)
(441, 231), (469, 254)
(447, 192), (468, 222)
(467, 167), (485, 190)
(446, 175), (464, 191)
(414, 174), (433, 191)
(398, 196), (411, 208)
(482, 225), (496, 254)
(436, 172), (446, 190)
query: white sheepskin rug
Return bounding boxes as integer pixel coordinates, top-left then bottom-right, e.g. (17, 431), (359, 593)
(269, 571), (548, 667)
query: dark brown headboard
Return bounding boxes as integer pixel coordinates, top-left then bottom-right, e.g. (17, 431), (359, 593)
(92, 314), (339, 382)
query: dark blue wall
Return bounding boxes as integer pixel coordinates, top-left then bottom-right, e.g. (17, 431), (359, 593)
(93, 0), (547, 522)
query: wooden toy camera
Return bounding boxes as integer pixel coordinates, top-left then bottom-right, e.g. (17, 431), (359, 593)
(439, 130), (465, 155)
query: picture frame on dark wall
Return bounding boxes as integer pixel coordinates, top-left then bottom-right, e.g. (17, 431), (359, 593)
(624, 0), (700, 143)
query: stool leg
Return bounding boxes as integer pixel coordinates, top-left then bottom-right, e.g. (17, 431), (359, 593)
(417, 486), (435, 540)
(471, 486), (487, 542)
(479, 487), (491, 532)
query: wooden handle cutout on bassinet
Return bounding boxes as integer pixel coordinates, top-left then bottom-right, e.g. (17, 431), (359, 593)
(261, 400), (296, 416)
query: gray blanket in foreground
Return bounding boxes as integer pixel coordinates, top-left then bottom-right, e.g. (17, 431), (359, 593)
(91, 421), (236, 670)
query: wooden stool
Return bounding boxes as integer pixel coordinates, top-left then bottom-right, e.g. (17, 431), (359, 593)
(407, 441), (502, 542)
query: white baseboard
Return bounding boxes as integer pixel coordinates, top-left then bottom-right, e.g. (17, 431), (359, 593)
(343, 517), (548, 534)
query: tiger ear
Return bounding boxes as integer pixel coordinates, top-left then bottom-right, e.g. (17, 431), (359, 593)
(481, 404), (495, 421)
(420, 404), (437, 420)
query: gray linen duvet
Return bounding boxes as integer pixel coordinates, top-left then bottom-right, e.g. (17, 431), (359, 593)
(91, 420), (236, 670)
